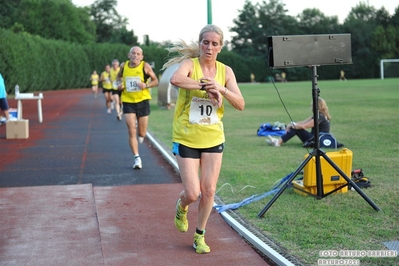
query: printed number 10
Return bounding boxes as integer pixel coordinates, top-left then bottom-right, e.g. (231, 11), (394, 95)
(199, 105), (212, 116)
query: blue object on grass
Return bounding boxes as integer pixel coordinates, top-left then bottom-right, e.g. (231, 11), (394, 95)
(257, 123), (286, 137)
(214, 172), (295, 213)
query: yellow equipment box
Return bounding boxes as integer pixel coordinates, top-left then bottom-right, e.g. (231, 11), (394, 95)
(292, 179), (348, 196)
(303, 148), (352, 187)
(292, 148), (352, 196)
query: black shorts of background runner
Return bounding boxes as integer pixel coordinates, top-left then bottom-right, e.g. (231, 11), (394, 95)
(122, 100), (150, 117)
(111, 90), (122, 97)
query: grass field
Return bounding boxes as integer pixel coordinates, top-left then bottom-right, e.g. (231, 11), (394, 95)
(148, 78), (399, 265)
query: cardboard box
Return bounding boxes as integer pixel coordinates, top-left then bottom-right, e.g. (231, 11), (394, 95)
(6, 119), (29, 139)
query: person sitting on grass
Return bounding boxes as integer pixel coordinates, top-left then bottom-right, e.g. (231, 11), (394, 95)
(266, 97), (331, 147)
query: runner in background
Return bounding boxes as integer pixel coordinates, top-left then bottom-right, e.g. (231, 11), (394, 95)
(110, 59), (123, 120)
(339, 70), (347, 81)
(90, 70), (99, 98)
(100, 64), (113, 114)
(118, 46), (159, 169)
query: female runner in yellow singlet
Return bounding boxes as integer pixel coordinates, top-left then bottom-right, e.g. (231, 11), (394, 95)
(162, 24), (245, 254)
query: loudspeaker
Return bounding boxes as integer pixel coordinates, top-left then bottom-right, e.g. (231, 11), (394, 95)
(268, 34), (352, 68)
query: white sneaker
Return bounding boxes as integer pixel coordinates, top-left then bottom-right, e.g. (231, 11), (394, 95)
(138, 136), (144, 144)
(111, 101), (115, 110)
(107, 108), (111, 114)
(266, 135), (280, 147)
(133, 156), (142, 169)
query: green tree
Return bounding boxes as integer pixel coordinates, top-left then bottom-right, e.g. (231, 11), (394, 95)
(371, 6), (399, 78)
(230, 0), (298, 81)
(76, 6), (97, 41)
(391, 6), (399, 57)
(231, 0), (295, 55)
(343, 3), (388, 78)
(13, 0), (96, 44)
(0, 0), (21, 29)
(371, 6), (399, 60)
(372, 25), (399, 59)
(110, 27), (138, 46)
(89, 0), (138, 45)
(297, 8), (342, 34)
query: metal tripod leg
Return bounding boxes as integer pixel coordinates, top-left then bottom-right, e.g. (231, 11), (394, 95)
(257, 150), (316, 218)
(320, 151), (381, 211)
(258, 148), (382, 218)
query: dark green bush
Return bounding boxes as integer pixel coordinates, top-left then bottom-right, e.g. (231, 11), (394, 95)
(0, 29), (253, 93)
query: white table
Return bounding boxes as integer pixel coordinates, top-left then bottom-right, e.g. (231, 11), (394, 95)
(15, 93), (44, 123)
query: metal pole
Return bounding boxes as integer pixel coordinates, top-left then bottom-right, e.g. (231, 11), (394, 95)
(311, 66), (324, 199)
(207, 0), (212, 24)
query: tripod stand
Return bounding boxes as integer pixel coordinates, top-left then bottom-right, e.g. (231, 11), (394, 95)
(258, 65), (381, 218)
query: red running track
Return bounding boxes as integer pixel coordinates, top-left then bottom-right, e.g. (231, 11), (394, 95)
(0, 89), (270, 265)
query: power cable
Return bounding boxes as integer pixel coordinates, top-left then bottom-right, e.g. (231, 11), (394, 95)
(268, 69), (312, 153)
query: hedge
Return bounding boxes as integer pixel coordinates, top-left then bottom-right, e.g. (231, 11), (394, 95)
(1, 28), (254, 93)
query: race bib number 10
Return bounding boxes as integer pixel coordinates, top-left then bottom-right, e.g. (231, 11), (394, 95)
(189, 97), (219, 125)
(125, 76), (141, 92)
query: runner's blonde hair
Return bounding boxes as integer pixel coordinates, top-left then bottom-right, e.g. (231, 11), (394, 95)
(162, 24), (224, 70)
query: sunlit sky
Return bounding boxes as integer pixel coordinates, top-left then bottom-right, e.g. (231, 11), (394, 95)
(72, 0), (397, 44)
